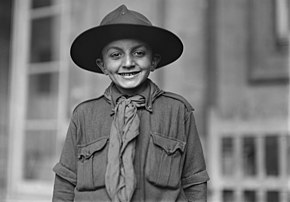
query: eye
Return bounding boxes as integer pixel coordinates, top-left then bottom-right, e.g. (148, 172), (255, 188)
(109, 52), (122, 59)
(133, 50), (145, 57)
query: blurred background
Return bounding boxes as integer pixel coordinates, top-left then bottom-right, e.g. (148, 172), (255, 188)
(0, 0), (289, 201)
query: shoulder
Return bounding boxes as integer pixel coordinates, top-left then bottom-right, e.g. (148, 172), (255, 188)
(159, 91), (194, 112)
(72, 95), (106, 114)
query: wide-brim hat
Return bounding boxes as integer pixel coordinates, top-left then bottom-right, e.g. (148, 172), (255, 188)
(70, 4), (183, 74)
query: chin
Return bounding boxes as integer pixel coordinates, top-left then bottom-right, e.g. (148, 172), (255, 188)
(119, 83), (140, 90)
(119, 80), (142, 88)
(116, 80), (148, 94)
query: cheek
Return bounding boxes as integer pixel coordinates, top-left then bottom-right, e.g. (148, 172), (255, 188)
(139, 59), (152, 69)
(103, 61), (120, 73)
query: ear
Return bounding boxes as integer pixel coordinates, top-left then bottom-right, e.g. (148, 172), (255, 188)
(150, 54), (161, 72)
(96, 58), (108, 75)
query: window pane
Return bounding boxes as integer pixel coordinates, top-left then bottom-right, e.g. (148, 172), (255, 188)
(221, 137), (235, 176)
(266, 190), (280, 202)
(287, 135), (290, 176)
(243, 190), (257, 202)
(222, 190), (235, 202)
(26, 73), (59, 119)
(31, 0), (53, 8)
(29, 16), (59, 63)
(24, 129), (56, 181)
(243, 136), (257, 176)
(265, 136), (279, 176)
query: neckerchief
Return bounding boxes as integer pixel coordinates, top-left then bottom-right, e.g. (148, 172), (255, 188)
(103, 80), (163, 202)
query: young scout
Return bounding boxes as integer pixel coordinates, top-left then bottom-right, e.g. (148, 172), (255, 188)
(53, 4), (209, 202)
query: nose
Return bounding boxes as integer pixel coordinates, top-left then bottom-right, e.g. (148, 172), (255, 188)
(123, 54), (135, 69)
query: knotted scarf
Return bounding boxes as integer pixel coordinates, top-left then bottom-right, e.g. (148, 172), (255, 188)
(105, 94), (145, 202)
(103, 80), (163, 202)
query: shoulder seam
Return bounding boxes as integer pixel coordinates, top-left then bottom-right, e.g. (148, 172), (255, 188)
(161, 91), (194, 111)
(73, 95), (105, 113)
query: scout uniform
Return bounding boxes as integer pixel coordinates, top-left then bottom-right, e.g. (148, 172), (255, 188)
(53, 5), (209, 202)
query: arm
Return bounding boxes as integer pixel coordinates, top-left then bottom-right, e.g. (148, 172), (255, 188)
(53, 174), (75, 201)
(182, 112), (210, 201)
(52, 111), (79, 201)
(184, 182), (207, 202)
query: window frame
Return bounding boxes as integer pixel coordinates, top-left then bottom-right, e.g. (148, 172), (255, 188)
(7, 0), (70, 200)
(208, 111), (290, 202)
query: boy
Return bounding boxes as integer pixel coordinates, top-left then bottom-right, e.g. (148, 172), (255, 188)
(53, 5), (209, 202)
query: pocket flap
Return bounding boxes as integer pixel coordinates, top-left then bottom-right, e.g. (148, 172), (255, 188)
(151, 133), (186, 154)
(78, 137), (109, 159)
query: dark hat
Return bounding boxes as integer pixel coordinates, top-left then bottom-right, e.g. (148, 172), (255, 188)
(70, 5), (183, 73)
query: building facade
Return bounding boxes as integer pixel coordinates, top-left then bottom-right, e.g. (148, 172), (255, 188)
(0, 0), (289, 201)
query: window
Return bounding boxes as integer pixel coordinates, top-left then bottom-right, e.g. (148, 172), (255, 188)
(243, 136), (257, 176)
(222, 189), (235, 202)
(25, 0), (60, 185)
(29, 16), (59, 63)
(26, 73), (59, 120)
(221, 137), (235, 176)
(208, 116), (289, 202)
(8, 0), (70, 200)
(248, 0), (289, 81)
(24, 129), (57, 181)
(266, 190), (280, 202)
(217, 133), (288, 202)
(243, 190), (257, 202)
(274, 0), (289, 46)
(31, 0), (53, 8)
(265, 136), (279, 176)
(287, 136), (290, 176)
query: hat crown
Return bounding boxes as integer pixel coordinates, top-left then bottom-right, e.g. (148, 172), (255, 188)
(100, 5), (152, 26)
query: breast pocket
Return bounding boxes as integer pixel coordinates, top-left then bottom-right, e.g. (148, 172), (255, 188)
(145, 132), (186, 188)
(76, 137), (109, 191)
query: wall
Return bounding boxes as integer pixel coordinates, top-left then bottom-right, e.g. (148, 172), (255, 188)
(208, 0), (289, 200)
(215, 0), (288, 121)
(0, 0), (12, 198)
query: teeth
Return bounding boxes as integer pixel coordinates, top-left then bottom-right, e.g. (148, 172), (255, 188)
(119, 72), (139, 76)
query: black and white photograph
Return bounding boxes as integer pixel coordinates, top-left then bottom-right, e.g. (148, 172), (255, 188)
(0, 0), (289, 201)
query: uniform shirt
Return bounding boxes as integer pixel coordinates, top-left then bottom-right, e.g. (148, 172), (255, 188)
(53, 79), (209, 201)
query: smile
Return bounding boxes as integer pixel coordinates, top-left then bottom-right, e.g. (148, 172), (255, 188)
(118, 71), (140, 78)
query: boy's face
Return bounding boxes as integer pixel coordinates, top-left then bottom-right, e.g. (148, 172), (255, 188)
(96, 39), (160, 95)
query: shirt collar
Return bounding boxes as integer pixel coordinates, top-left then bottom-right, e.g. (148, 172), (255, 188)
(104, 79), (164, 113)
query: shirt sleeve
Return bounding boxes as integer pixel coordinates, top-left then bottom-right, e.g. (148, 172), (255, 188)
(181, 111), (210, 200)
(52, 111), (79, 200)
(52, 174), (75, 202)
(184, 182), (208, 202)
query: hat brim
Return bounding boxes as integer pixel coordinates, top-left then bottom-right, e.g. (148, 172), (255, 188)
(70, 24), (183, 73)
